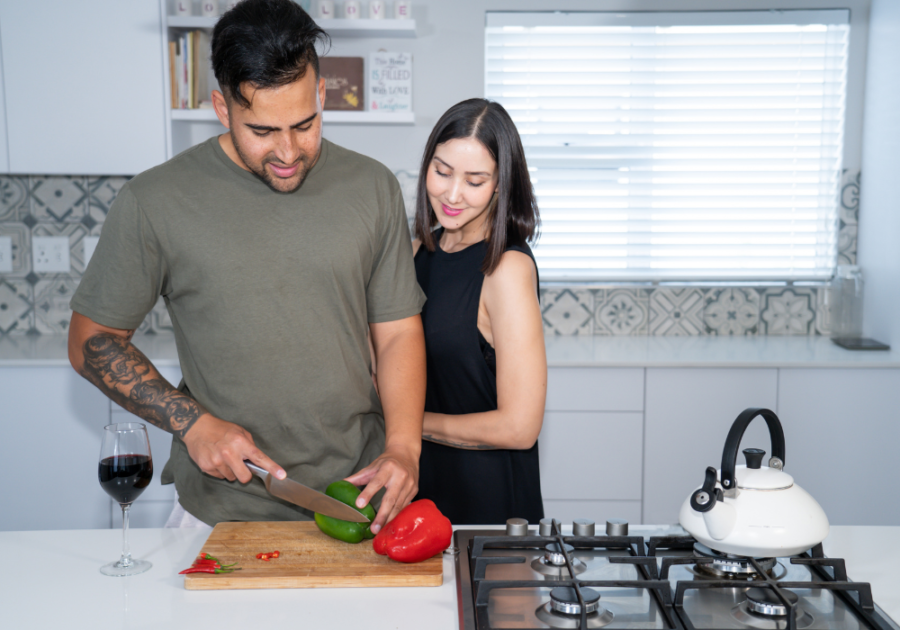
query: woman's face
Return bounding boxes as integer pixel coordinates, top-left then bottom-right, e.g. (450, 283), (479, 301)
(426, 137), (499, 235)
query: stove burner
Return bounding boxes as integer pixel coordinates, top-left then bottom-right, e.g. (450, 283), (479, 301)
(550, 586), (601, 615)
(745, 587), (798, 617)
(534, 587), (615, 629)
(731, 588), (814, 630)
(530, 542), (586, 577)
(692, 543), (779, 579)
(545, 543), (574, 566)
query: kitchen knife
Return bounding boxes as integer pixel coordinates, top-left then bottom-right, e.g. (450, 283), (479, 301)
(244, 462), (371, 523)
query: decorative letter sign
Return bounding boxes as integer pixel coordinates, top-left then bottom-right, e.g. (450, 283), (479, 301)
(369, 52), (412, 113)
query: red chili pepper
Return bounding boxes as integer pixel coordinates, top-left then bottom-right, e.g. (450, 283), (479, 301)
(256, 550), (280, 561)
(193, 559), (220, 567)
(178, 566), (241, 574)
(271, 550), (280, 558)
(198, 553), (219, 562)
(373, 499), (452, 563)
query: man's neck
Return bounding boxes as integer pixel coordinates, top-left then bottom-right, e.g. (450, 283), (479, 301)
(218, 134), (252, 172)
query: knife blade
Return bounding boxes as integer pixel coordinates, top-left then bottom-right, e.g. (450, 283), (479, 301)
(244, 462), (371, 523)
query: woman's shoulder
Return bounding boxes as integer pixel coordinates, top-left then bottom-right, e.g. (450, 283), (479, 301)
(504, 242), (535, 262)
(479, 236), (540, 300)
(485, 247), (538, 294)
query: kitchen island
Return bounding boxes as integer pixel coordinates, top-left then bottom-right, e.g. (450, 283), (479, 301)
(0, 526), (897, 629)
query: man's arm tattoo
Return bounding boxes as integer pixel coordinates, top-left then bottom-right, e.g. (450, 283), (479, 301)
(78, 333), (206, 438)
(422, 434), (495, 450)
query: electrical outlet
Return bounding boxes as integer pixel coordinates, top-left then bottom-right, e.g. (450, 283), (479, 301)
(0, 236), (12, 273)
(32, 237), (71, 273)
(83, 236), (100, 267)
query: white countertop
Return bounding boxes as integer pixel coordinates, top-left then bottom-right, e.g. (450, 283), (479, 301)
(3, 332), (898, 368)
(0, 333), (181, 367)
(0, 525), (897, 629)
(544, 334), (900, 368)
(0, 527), (459, 630)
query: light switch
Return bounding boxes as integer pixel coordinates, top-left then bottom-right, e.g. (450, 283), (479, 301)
(0, 236), (12, 273)
(32, 236), (71, 273)
(83, 236), (100, 267)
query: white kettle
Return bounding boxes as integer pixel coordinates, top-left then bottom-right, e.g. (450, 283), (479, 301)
(679, 408), (829, 558)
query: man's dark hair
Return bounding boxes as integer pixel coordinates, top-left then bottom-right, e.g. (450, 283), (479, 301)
(414, 99), (541, 275)
(212, 0), (330, 108)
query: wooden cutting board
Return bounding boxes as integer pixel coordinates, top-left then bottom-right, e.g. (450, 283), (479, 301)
(183, 521), (444, 590)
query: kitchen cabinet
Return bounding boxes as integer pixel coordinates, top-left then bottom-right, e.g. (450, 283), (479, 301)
(0, 1), (167, 175)
(0, 364), (181, 532)
(777, 368), (900, 525)
(0, 366), (110, 531)
(540, 368), (644, 524)
(642, 368), (779, 525)
(5, 337), (899, 532)
(0, 41), (8, 173)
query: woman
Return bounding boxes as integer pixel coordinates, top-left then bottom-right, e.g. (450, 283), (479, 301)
(412, 98), (546, 525)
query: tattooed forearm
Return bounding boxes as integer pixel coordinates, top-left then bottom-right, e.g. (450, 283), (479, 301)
(423, 434), (496, 450)
(78, 334), (206, 438)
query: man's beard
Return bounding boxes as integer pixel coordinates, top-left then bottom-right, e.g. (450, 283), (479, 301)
(230, 129), (318, 193)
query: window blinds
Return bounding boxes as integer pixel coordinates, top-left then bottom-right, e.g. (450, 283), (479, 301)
(485, 11), (849, 281)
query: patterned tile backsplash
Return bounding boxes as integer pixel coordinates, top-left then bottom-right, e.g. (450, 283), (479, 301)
(0, 169), (860, 338)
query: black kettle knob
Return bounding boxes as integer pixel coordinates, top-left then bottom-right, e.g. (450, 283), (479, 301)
(743, 448), (765, 469)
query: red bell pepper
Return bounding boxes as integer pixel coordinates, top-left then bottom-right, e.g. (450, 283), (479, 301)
(372, 499), (452, 563)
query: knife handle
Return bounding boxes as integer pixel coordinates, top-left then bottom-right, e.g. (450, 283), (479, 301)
(244, 461), (268, 479)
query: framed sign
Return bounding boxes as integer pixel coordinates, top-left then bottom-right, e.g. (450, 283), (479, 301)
(369, 52), (412, 112)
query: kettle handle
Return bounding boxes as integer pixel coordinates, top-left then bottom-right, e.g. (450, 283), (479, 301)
(720, 408), (786, 492)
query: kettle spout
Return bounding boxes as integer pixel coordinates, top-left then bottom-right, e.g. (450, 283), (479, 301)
(702, 501), (737, 541)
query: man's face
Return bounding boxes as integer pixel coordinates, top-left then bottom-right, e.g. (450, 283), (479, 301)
(213, 70), (327, 193)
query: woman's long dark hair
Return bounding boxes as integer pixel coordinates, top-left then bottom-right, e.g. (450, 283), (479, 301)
(414, 99), (540, 275)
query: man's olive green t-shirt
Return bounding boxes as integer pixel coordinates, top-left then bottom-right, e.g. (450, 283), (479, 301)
(71, 137), (425, 525)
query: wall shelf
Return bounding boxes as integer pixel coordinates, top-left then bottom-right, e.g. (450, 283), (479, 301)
(315, 18), (417, 38)
(166, 16), (217, 28)
(324, 110), (414, 124)
(170, 109), (218, 121)
(166, 16), (416, 38)
(171, 109), (414, 124)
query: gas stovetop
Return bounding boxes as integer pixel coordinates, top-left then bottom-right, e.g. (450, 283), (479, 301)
(451, 519), (900, 630)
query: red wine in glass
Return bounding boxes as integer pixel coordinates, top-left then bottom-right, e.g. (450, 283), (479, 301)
(98, 454), (153, 505)
(98, 422), (153, 577)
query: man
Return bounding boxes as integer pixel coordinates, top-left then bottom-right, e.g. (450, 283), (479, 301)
(68, 0), (425, 534)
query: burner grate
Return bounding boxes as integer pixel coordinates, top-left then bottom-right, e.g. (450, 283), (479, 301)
(455, 524), (897, 630)
(462, 519), (683, 630)
(670, 546), (891, 630)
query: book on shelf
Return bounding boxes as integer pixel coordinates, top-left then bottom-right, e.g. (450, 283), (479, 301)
(320, 57), (364, 111)
(170, 30), (213, 110)
(168, 41), (177, 109)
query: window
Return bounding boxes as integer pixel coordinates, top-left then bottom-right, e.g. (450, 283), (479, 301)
(485, 10), (850, 282)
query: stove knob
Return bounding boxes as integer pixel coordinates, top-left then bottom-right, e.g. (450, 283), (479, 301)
(606, 519), (629, 536)
(539, 518), (554, 537)
(572, 519), (595, 537)
(506, 518), (529, 536)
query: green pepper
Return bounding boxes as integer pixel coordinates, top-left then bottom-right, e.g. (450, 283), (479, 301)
(314, 480), (377, 543)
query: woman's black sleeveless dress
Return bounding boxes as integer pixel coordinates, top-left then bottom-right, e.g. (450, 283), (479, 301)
(413, 234), (544, 525)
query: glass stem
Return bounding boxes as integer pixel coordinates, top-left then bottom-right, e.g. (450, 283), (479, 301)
(119, 503), (133, 568)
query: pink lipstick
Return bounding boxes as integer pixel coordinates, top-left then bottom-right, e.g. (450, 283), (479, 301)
(442, 203), (463, 217)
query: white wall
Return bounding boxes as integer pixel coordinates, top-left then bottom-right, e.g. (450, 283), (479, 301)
(858, 0), (900, 348)
(323, 0), (871, 173)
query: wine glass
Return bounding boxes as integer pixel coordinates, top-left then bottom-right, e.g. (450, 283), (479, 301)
(98, 422), (154, 577)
